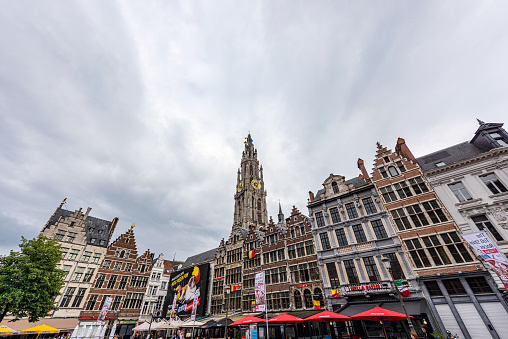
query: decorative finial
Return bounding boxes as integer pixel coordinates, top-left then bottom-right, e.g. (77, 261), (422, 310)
(376, 142), (382, 149)
(62, 198), (67, 204)
(130, 223), (135, 229)
(477, 118), (485, 125)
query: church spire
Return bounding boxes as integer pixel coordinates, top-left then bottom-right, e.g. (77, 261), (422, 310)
(278, 201), (284, 224)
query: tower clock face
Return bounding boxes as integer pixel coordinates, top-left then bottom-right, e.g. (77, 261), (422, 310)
(251, 179), (261, 190)
(237, 182), (243, 192)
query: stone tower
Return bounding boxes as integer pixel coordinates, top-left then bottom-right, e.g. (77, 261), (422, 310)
(233, 133), (268, 229)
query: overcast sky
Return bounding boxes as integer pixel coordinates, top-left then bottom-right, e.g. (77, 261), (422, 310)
(1, 1), (508, 261)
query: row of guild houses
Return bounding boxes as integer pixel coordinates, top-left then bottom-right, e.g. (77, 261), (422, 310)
(3, 120), (507, 339)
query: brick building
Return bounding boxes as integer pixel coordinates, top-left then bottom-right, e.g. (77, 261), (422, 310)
(79, 227), (153, 339)
(367, 138), (506, 339)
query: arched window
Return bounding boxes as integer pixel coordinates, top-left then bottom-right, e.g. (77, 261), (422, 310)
(119, 250), (125, 258)
(388, 166), (398, 177)
(250, 164), (253, 175)
(294, 290), (302, 309)
(257, 199), (261, 210)
(314, 288), (323, 305)
(332, 182), (340, 194)
(304, 289), (313, 308)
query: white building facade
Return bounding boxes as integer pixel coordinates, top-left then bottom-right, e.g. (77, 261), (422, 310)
(138, 253), (171, 324)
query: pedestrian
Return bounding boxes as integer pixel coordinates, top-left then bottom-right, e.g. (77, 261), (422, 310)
(421, 325), (433, 339)
(410, 332), (418, 339)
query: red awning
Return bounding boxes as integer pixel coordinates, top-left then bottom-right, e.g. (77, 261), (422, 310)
(229, 316), (266, 326)
(304, 310), (351, 322)
(351, 306), (414, 321)
(268, 313), (303, 324)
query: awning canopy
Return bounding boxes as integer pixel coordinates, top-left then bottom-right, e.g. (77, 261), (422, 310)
(338, 300), (424, 317)
(19, 325), (60, 334)
(1, 318), (78, 332)
(132, 322), (150, 332)
(0, 327), (16, 335)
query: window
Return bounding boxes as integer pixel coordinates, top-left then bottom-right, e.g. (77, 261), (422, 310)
(379, 167), (388, 178)
(435, 161), (446, 167)
(362, 197), (377, 215)
(421, 235), (451, 266)
(466, 276), (493, 294)
(304, 289), (313, 308)
(111, 296), (122, 311)
(114, 261), (123, 270)
(85, 294), (98, 310)
(388, 166), (399, 177)
(384, 156), (390, 163)
(320, 233), (331, 250)
(296, 243), (305, 257)
(406, 204), (429, 227)
(472, 215), (504, 241)
(405, 239), (432, 268)
(332, 182), (340, 194)
(489, 132), (508, 147)
(299, 264), (310, 282)
(81, 251), (92, 262)
(442, 279), (466, 295)
(83, 268), (95, 282)
(287, 245), (296, 259)
(60, 247), (69, 258)
(125, 263), (133, 272)
(441, 232), (474, 263)
(107, 275), (118, 289)
(326, 263), (339, 285)
(422, 200), (448, 224)
(345, 203), (358, 219)
(66, 232), (77, 243)
(391, 208), (412, 231)
(72, 267), (85, 281)
(380, 186), (397, 203)
(161, 281), (167, 290)
(335, 228), (348, 247)
(68, 249), (79, 260)
(54, 229), (66, 241)
(480, 173), (507, 194)
(385, 253), (405, 280)
(102, 260), (112, 269)
(330, 207), (341, 223)
(394, 181), (413, 199)
(151, 286), (158, 295)
(425, 281), (443, 296)
(115, 248), (121, 257)
(99, 240), (106, 246)
(99, 295), (111, 310)
(71, 288), (86, 308)
(363, 257), (380, 282)
(371, 220), (388, 239)
(95, 273), (106, 288)
(305, 240), (315, 255)
(91, 253), (101, 264)
(62, 265), (72, 275)
(294, 291), (302, 309)
(123, 292), (143, 309)
(352, 225), (367, 243)
(60, 287), (76, 307)
(396, 161), (406, 173)
(409, 177), (429, 194)
(315, 211), (325, 227)
(309, 262), (320, 280)
(343, 260), (359, 284)
(118, 276), (129, 289)
(448, 182), (473, 202)
(90, 238), (96, 244)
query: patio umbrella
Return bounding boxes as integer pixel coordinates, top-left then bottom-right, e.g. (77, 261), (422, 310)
(268, 313), (303, 339)
(200, 320), (217, 329)
(0, 327), (15, 335)
(19, 324), (60, 335)
(304, 310), (352, 338)
(351, 306), (414, 339)
(215, 318), (233, 327)
(228, 316), (266, 327)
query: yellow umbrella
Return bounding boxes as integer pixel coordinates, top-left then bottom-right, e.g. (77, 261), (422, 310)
(0, 327), (16, 335)
(19, 324), (60, 334)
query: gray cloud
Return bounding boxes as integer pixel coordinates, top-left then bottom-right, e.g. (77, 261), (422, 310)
(1, 1), (508, 261)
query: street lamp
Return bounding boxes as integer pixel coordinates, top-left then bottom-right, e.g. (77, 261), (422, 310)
(381, 256), (416, 334)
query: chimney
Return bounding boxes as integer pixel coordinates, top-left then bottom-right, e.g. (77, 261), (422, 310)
(395, 137), (416, 161)
(308, 191), (315, 202)
(357, 158), (370, 182)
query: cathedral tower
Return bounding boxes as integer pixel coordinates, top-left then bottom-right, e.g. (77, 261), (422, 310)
(233, 133), (268, 230)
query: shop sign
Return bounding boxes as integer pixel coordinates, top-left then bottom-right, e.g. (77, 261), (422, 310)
(343, 282), (389, 292)
(118, 319), (137, 324)
(296, 283), (317, 288)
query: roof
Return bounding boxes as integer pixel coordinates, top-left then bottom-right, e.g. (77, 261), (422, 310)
(86, 215), (114, 247)
(416, 141), (488, 172)
(239, 227), (249, 240)
(46, 209), (72, 228)
(181, 248), (217, 269)
(314, 177), (369, 201)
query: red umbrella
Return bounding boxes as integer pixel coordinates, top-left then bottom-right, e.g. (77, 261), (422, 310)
(268, 313), (303, 324)
(351, 306), (414, 339)
(304, 310), (352, 322)
(229, 315), (266, 326)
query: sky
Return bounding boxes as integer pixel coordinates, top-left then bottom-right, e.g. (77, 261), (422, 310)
(1, 1), (508, 261)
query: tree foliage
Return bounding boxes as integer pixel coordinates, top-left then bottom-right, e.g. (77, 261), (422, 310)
(0, 236), (66, 322)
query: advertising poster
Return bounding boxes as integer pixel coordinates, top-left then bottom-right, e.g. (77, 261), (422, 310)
(254, 272), (265, 312)
(462, 231), (508, 290)
(162, 263), (210, 319)
(96, 296), (112, 325)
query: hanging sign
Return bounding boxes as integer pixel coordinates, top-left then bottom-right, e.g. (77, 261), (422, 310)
(254, 272), (265, 311)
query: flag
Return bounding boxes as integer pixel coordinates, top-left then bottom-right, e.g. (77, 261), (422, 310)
(251, 300), (255, 311)
(231, 285), (236, 292)
(313, 300), (321, 309)
(396, 280), (410, 297)
(249, 249), (256, 259)
(331, 289), (340, 298)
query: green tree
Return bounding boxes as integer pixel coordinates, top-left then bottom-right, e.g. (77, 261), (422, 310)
(0, 236), (66, 322)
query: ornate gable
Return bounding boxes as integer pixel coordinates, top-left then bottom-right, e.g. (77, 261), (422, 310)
(321, 174), (355, 199)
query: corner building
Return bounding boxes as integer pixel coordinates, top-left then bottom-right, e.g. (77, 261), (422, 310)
(368, 138), (506, 339)
(210, 135), (324, 315)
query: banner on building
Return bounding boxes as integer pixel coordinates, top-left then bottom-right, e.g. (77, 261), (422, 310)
(96, 296), (113, 325)
(462, 231), (508, 290)
(162, 263), (210, 319)
(190, 288), (200, 321)
(169, 294), (177, 322)
(254, 272), (265, 311)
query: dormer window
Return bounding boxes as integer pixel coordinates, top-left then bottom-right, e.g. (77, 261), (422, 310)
(332, 182), (339, 194)
(383, 156), (390, 163)
(489, 132), (508, 147)
(435, 162), (446, 167)
(388, 166), (399, 177)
